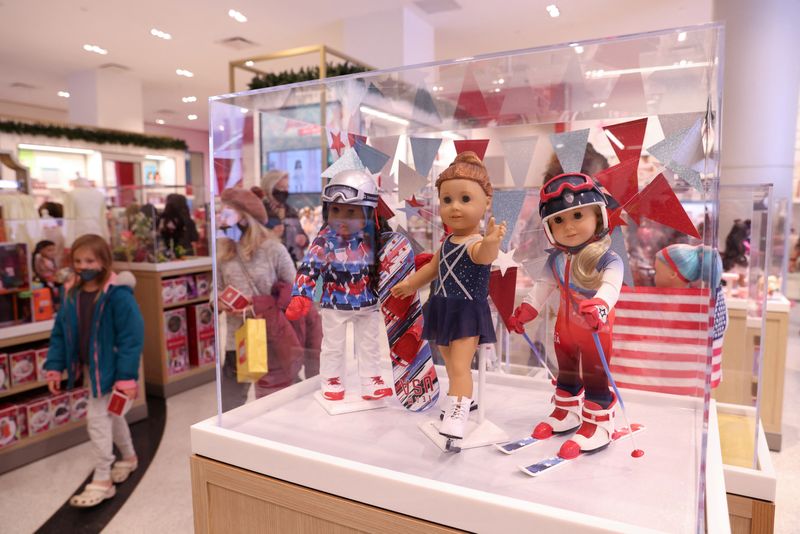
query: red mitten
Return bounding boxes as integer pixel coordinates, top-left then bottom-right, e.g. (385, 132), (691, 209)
(579, 298), (610, 330)
(509, 303), (538, 334)
(285, 296), (312, 321)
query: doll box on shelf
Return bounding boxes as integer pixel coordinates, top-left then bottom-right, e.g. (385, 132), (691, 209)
(187, 304), (215, 366)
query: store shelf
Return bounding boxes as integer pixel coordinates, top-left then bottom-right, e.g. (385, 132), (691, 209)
(0, 320), (53, 348)
(167, 362), (216, 384)
(0, 378), (56, 400)
(164, 296), (211, 310)
(114, 257), (212, 274)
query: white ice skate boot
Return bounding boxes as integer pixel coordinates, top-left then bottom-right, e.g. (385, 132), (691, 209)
(531, 387), (584, 439)
(439, 396), (472, 440)
(361, 376), (392, 400)
(439, 398), (478, 420)
(321, 377), (345, 401)
(558, 392), (617, 459)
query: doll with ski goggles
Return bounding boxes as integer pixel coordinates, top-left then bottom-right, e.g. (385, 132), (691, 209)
(508, 172), (624, 454)
(285, 169), (392, 402)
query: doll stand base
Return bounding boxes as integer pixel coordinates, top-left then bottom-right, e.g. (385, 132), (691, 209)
(314, 391), (388, 416)
(419, 417), (508, 452)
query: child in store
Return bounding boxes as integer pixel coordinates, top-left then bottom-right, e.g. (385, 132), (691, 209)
(285, 169), (393, 402)
(43, 234), (144, 508)
(391, 152), (506, 441)
(32, 239), (61, 306)
(508, 173), (624, 457)
(654, 244), (727, 387)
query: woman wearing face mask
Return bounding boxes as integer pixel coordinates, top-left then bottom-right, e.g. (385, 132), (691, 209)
(216, 188), (302, 410)
(261, 169), (309, 263)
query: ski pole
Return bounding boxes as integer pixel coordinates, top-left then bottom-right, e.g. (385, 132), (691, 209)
(592, 331), (644, 458)
(521, 332), (557, 382)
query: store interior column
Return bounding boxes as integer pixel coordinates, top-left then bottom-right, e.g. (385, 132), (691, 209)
(67, 68), (144, 133)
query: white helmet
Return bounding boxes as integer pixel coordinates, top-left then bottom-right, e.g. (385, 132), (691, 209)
(321, 169), (379, 208)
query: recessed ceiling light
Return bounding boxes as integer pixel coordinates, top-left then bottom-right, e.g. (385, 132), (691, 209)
(83, 44), (108, 55)
(546, 4), (560, 17)
(156, 119), (165, 125)
(239, 107), (248, 114)
(228, 9), (247, 23)
(150, 28), (172, 40)
(569, 43), (584, 54)
(244, 60), (254, 67)
(182, 96), (197, 103)
(187, 114), (198, 120)
(677, 31), (687, 42)
(176, 69), (194, 78)
(57, 91), (70, 98)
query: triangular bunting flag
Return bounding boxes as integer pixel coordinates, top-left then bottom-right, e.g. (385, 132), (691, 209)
(412, 87), (441, 124)
(354, 142), (391, 174)
(337, 78), (369, 120)
(321, 148), (366, 179)
(625, 174), (700, 239)
(594, 158), (639, 207)
(409, 137), (442, 177)
(489, 267), (518, 331)
(347, 132), (367, 148)
(658, 112), (704, 138)
(647, 116), (704, 190)
(607, 207), (629, 230)
(454, 139), (490, 160)
(550, 129), (590, 174)
(602, 118), (647, 163)
(491, 189), (528, 251)
(396, 225), (425, 256)
(605, 73), (647, 116)
(369, 135), (400, 173)
(454, 68), (490, 122)
(397, 161), (429, 200)
(501, 136), (538, 188)
(328, 129), (346, 157)
(376, 196), (395, 221)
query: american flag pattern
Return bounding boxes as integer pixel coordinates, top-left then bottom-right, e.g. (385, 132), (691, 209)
(609, 286), (726, 396)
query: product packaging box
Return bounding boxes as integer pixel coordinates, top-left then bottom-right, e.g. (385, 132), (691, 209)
(164, 308), (189, 375)
(0, 404), (18, 449)
(174, 275), (198, 300)
(32, 287), (54, 321)
(49, 392), (71, 427)
(106, 390), (133, 417)
(161, 278), (175, 305)
(195, 273), (212, 297)
(26, 397), (52, 435)
(187, 303), (216, 366)
(69, 388), (89, 421)
(0, 353), (9, 391)
(9, 350), (36, 386)
(16, 405), (27, 438)
(35, 347), (49, 382)
(220, 285), (249, 311)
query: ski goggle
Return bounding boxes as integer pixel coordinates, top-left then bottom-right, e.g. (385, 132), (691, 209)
(322, 184), (378, 206)
(540, 173), (598, 202)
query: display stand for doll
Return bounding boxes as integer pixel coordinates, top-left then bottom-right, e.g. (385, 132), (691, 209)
(418, 350), (508, 451)
(314, 390), (389, 415)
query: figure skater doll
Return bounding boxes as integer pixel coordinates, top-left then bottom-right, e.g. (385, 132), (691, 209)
(391, 151), (506, 441)
(285, 169), (393, 401)
(508, 173), (623, 455)
(655, 244), (727, 387)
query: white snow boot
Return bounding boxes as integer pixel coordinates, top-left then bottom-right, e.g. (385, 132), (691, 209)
(439, 396), (472, 440)
(558, 392), (617, 458)
(321, 376), (345, 401)
(532, 387), (584, 439)
(360, 376), (392, 400)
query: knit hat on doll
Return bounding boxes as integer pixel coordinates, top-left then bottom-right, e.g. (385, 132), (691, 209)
(221, 188), (267, 224)
(656, 244), (722, 288)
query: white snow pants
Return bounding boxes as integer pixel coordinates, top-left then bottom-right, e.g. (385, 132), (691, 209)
(319, 307), (382, 381)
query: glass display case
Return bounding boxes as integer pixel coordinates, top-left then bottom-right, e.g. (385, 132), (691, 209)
(191, 24), (729, 532)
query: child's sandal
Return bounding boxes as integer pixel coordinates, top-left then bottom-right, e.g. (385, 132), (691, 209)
(69, 483), (116, 508)
(110, 459), (138, 483)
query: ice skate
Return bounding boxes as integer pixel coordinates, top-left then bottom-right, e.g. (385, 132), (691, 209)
(438, 396), (472, 440)
(360, 376), (392, 400)
(558, 392), (617, 458)
(439, 398), (478, 420)
(321, 377), (345, 401)
(531, 387), (584, 439)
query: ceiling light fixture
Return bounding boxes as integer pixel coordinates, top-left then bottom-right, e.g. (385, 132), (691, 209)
(359, 105), (409, 126)
(187, 114), (198, 120)
(677, 31), (687, 42)
(57, 91), (70, 98)
(546, 4), (560, 17)
(18, 143), (95, 155)
(244, 60), (254, 67)
(239, 107), (249, 114)
(228, 9), (247, 23)
(570, 43), (584, 54)
(83, 44), (108, 55)
(150, 28), (172, 40)
(145, 155), (168, 161)
(155, 119), (166, 125)
(176, 69), (194, 78)
(182, 96), (197, 103)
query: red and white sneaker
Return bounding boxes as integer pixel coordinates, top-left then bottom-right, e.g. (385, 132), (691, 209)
(361, 376), (392, 400)
(531, 387), (584, 439)
(322, 377), (345, 401)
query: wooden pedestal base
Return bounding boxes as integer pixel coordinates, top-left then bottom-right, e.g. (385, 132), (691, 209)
(727, 494), (775, 534)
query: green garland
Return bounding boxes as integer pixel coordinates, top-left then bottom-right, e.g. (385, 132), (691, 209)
(0, 120), (188, 151)
(248, 62), (370, 90)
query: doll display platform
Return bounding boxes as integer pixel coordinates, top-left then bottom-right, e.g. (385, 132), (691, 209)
(191, 365), (728, 533)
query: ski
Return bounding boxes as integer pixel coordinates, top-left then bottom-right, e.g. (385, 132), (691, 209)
(495, 436), (541, 455)
(518, 424), (645, 477)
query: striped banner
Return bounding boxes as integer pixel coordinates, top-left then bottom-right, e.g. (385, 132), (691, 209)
(610, 286), (720, 396)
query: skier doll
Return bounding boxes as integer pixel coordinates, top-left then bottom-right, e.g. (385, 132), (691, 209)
(392, 152), (506, 442)
(508, 172), (623, 455)
(285, 169), (393, 401)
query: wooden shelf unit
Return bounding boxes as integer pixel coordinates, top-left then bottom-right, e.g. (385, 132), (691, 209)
(115, 259), (216, 398)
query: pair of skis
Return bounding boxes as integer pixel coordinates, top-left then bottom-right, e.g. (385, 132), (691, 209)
(496, 424), (645, 477)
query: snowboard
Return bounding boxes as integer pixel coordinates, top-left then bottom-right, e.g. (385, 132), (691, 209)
(378, 232), (439, 412)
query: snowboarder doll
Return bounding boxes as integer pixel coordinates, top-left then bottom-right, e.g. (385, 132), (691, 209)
(285, 169), (393, 401)
(391, 151), (506, 441)
(654, 244), (727, 387)
(508, 172), (623, 454)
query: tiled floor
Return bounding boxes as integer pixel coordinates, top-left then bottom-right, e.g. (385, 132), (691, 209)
(1, 306), (798, 533)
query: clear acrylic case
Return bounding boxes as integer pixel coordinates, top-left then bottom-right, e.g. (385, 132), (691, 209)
(193, 24), (727, 532)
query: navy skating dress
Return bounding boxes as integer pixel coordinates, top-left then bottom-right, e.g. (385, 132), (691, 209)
(422, 235), (497, 346)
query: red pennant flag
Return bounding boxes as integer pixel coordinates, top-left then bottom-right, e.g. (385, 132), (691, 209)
(453, 139), (491, 161)
(489, 267), (518, 331)
(376, 196), (395, 221)
(626, 174), (700, 239)
(347, 133), (367, 148)
(594, 157), (640, 207)
(602, 118), (647, 163)
(607, 207), (628, 231)
(406, 195), (424, 207)
(454, 69), (490, 122)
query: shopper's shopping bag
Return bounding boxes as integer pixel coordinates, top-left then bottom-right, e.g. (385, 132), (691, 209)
(235, 316), (268, 383)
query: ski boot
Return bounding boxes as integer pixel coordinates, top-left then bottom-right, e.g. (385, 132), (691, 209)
(439, 396), (473, 452)
(361, 376), (392, 400)
(531, 387), (584, 439)
(321, 377), (345, 401)
(558, 392), (617, 459)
